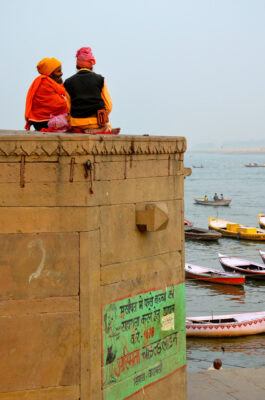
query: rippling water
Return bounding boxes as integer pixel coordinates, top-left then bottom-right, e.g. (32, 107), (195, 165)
(184, 152), (265, 371)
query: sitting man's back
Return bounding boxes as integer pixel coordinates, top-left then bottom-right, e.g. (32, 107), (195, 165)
(64, 47), (118, 134)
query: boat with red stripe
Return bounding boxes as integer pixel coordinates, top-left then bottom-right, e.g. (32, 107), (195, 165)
(186, 311), (265, 337)
(185, 263), (245, 285)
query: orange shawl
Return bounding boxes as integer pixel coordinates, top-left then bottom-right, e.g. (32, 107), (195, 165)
(25, 76), (68, 130)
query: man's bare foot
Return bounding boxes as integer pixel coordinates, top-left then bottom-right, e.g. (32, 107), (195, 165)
(111, 128), (121, 134)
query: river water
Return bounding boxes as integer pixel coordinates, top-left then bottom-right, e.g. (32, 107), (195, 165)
(184, 152), (265, 371)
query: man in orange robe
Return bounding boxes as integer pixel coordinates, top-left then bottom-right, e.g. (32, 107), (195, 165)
(25, 58), (68, 130)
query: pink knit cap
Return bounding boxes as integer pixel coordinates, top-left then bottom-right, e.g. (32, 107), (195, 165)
(76, 47), (96, 68)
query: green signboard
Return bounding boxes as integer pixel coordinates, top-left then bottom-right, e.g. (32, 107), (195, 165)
(102, 283), (186, 400)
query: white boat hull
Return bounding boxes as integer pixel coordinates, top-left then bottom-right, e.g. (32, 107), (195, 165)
(186, 311), (265, 337)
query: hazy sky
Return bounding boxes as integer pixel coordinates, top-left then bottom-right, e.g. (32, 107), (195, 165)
(1, 0), (265, 148)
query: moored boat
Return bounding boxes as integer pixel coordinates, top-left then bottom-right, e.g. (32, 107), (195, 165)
(186, 311), (265, 337)
(258, 213), (265, 229)
(184, 218), (193, 227)
(208, 217), (265, 241)
(194, 198), (231, 206)
(185, 226), (222, 241)
(185, 263), (245, 285)
(245, 163), (265, 167)
(219, 253), (265, 280)
(259, 250), (265, 264)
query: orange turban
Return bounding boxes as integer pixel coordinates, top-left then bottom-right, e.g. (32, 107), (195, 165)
(37, 57), (61, 76)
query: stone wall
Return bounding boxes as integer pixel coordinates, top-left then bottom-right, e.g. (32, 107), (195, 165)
(0, 132), (188, 400)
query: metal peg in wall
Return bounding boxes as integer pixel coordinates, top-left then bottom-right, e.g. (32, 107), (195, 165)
(84, 160), (94, 194)
(20, 155), (25, 188)
(69, 157), (75, 182)
(84, 160), (92, 178)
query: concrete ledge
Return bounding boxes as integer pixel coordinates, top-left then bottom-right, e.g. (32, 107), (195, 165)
(0, 130), (186, 156)
(188, 367), (265, 400)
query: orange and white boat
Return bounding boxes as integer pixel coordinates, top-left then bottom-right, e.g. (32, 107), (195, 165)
(186, 311), (265, 337)
(185, 263), (245, 285)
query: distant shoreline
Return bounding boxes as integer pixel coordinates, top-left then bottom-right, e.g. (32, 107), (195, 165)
(188, 148), (265, 154)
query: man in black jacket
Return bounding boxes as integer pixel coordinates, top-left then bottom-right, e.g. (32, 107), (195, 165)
(64, 47), (119, 134)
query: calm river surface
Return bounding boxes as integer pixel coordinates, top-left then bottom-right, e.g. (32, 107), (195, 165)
(184, 152), (265, 371)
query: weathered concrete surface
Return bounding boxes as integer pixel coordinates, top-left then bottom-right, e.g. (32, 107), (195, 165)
(188, 367), (265, 400)
(0, 132), (188, 400)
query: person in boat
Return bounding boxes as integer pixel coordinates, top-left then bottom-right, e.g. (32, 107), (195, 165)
(64, 47), (119, 134)
(208, 359), (223, 370)
(213, 193), (219, 201)
(220, 193), (224, 200)
(203, 195), (208, 201)
(25, 58), (68, 130)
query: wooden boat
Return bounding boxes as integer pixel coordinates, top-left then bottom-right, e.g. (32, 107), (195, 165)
(258, 250), (265, 264)
(185, 263), (245, 285)
(194, 198), (231, 206)
(245, 163), (265, 167)
(184, 219), (193, 227)
(219, 253), (265, 280)
(208, 217), (265, 241)
(185, 226), (222, 241)
(258, 213), (265, 229)
(186, 311), (265, 337)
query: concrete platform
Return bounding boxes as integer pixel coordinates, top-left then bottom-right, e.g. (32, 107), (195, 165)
(188, 367), (265, 400)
